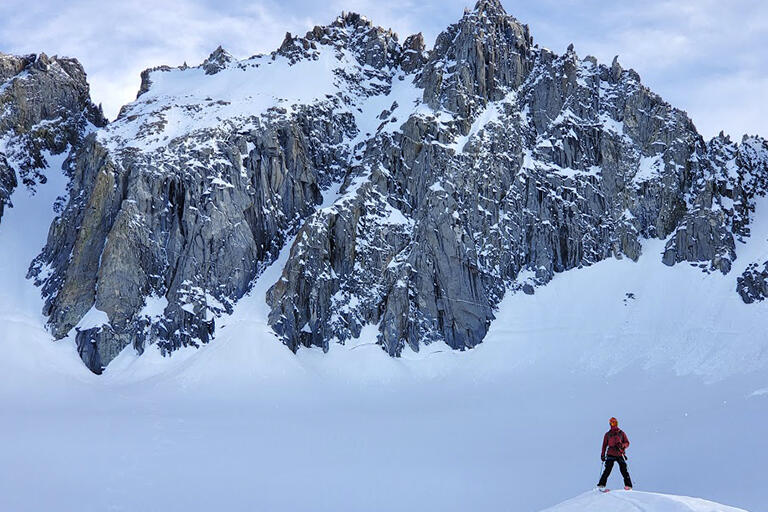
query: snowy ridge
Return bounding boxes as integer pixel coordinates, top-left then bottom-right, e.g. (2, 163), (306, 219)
(542, 490), (748, 512)
(101, 14), (420, 156)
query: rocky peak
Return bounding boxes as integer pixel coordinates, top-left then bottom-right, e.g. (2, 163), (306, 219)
(33, 52), (52, 70)
(0, 51), (105, 223)
(400, 33), (427, 73)
(473, 0), (508, 17)
(201, 45), (234, 75)
(740, 135), (768, 169)
(278, 11), (401, 71)
(332, 11), (379, 32)
(733, 135), (768, 197)
(325, 11), (399, 50)
(0, 51), (106, 132)
(418, 0), (533, 123)
(275, 31), (310, 62)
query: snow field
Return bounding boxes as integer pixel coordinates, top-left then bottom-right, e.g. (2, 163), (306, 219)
(1, 85), (767, 512)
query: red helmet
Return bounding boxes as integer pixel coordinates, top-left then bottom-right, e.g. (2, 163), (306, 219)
(609, 417), (618, 427)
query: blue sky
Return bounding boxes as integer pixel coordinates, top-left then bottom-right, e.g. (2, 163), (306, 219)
(1, 0), (765, 138)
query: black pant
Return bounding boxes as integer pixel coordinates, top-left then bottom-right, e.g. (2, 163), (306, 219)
(598, 456), (632, 488)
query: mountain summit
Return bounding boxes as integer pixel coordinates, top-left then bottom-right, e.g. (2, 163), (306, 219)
(474, 0), (508, 15)
(541, 490), (747, 512)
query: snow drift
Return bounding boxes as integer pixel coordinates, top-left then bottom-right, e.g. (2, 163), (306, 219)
(543, 490), (747, 512)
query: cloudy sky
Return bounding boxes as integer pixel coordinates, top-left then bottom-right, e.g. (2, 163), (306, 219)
(1, 0), (765, 138)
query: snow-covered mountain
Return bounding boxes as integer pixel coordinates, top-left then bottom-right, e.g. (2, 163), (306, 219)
(3, 0), (765, 375)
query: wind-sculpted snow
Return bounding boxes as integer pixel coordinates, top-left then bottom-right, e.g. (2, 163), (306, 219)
(17, 0), (768, 372)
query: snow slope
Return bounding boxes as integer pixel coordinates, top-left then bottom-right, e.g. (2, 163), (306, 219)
(0, 151), (94, 392)
(101, 51), (348, 153)
(100, 25), (422, 156)
(543, 490), (747, 512)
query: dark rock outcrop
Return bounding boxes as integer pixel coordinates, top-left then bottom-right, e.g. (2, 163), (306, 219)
(738, 261), (768, 303)
(202, 46), (234, 75)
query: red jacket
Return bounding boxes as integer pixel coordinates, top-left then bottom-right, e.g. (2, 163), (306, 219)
(601, 427), (629, 458)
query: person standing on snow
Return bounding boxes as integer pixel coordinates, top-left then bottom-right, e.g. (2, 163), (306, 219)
(597, 417), (633, 491)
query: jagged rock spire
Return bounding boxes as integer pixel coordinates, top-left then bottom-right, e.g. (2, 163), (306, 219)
(610, 55), (623, 80)
(202, 45), (233, 75)
(418, 0), (532, 121)
(400, 33), (427, 73)
(474, 0), (507, 16)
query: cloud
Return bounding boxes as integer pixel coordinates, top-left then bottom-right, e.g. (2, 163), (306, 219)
(0, 0), (765, 138)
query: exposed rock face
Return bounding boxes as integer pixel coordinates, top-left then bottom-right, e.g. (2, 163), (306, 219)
(30, 13), (419, 373)
(662, 135), (768, 274)
(21, 1), (768, 373)
(266, 2), (768, 356)
(737, 261), (768, 303)
(418, 0), (533, 122)
(400, 33), (427, 74)
(736, 261), (768, 304)
(0, 52), (105, 222)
